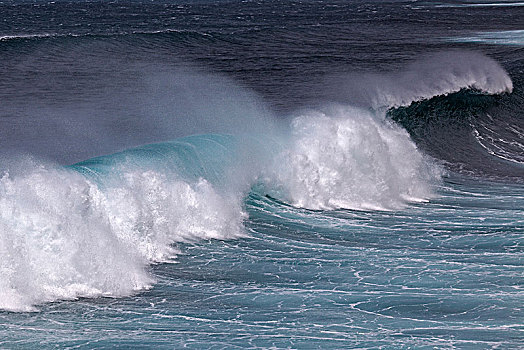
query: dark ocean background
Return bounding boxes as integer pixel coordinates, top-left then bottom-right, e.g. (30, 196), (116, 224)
(0, 0), (523, 348)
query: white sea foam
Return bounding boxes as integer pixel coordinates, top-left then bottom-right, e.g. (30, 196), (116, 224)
(271, 105), (441, 211)
(0, 33), (58, 41)
(0, 160), (245, 312)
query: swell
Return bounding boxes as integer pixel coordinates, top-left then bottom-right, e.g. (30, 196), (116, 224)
(71, 134), (237, 186)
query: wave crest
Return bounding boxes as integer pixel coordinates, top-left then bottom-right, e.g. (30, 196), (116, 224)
(329, 51), (513, 109)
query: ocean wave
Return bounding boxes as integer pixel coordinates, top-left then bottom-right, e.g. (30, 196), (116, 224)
(434, 2), (524, 8)
(5, 52), (512, 311)
(0, 101), (442, 311)
(0, 50), (514, 310)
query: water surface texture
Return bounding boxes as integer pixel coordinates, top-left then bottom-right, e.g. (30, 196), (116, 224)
(0, 0), (523, 348)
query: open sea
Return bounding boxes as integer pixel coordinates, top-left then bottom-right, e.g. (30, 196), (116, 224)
(0, 0), (523, 348)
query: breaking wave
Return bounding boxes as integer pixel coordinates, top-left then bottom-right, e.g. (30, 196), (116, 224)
(0, 51), (516, 311)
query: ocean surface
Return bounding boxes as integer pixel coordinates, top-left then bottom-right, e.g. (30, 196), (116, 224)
(0, 0), (523, 348)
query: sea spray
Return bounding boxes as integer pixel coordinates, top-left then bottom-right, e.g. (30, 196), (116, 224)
(268, 105), (441, 210)
(324, 51), (513, 109)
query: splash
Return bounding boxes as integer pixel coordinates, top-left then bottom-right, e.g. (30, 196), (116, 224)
(269, 105), (440, 211)
(0, 159), (245, 312)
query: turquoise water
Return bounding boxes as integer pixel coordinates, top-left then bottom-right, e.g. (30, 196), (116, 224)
(1, 174), (522, 349)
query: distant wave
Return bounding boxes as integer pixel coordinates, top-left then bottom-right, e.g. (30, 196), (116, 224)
(434, 2), (524, 8)
(448, 30), (524, 47)
(0, 29), (213, 43)
(0, 33), (62, 41)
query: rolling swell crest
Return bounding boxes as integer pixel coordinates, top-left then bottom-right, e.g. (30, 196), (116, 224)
(71, 134), (237, 186)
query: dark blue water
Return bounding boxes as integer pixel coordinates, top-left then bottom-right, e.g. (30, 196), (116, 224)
(0, 1), (523, 348)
